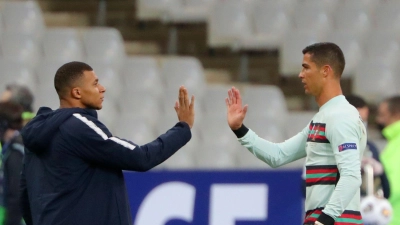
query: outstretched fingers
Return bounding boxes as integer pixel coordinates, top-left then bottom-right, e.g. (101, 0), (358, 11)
(234, 87), (242, 106)
(178, 86), (185, 108)
(189, 95), (195, 110)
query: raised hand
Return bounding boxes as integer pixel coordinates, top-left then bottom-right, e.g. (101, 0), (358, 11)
(226, 87), (248, 130)
(174, 86), (195, 129)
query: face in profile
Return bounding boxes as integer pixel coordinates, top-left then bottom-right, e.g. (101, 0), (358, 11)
(376, 101), (391, 129)
(299, 53), (324, 96)
(77, 70), (106, 110)
(0, 90), (11, 103)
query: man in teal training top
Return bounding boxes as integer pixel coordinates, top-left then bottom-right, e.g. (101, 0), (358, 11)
(226, 42), (367, 225)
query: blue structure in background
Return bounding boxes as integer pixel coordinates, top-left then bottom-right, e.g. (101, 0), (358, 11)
(124, 170), (304, 225)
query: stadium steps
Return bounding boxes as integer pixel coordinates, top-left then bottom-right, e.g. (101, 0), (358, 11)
(37, 0), (323, 110)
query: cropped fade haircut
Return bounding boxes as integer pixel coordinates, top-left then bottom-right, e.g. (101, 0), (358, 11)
(54, 61), (93, 98)
(384, 96), (400, 116)
(302, 42), (345, 78)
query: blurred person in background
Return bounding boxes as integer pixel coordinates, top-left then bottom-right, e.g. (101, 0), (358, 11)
(345, 94), (390, 199)
(0, 102), (24, 225)
(226, 42), (366, 225)
(0, 84), (35, 126)
(376, 95), (400, 225)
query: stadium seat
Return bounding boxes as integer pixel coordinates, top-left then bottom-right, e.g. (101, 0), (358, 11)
(162, 0), (216, 23)
(160, 57), (206, 98)
(0, 59), (36, 96)
(136, 0), (172, 21)
(35, 61), (66, 111)
(119, 92), (161, 128)
(325, 31), (363, 77)
(36, 60), (66, 89)
(114, 115), (156, 145)
(364, 32), (400, 69)
(34, 83), (59, 111)
(97, 98), (120, 133)
(194, 142), (238, 169)
(280, 31), (325, 76)
(334, 1), (371, 37)
(207, 0), (252, 49)
(232, 0), (290, 51)
(197, 115), (238, 148)
(89, 63), (123, 102)
(292, 0), (333, 35)
(202, 84), (230, 117)
(0, 33), (41, 69)
(245, 116), (287, 143)
(242, 85), (288, 128)
(286, 111), (316, 138)
(121, 56), (163, 99)
(353, 61), (400, 104)
(160, 89), (185, 117)
(374, 1), (400, 36)
(339, 0), (379, 16)
(43, 28), (84, 62)
(1, 1), (45, 41)
(83, 28), (126, 70)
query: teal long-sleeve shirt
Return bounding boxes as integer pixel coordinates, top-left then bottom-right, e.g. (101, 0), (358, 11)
(237, 95), (367, 224)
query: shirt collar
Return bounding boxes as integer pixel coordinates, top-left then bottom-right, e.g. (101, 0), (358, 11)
(319, 95), (345, 112)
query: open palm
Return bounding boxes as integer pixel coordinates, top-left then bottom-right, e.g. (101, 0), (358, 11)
(225, 87), (248, 130)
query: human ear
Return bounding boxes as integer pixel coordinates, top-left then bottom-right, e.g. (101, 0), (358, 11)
(71, 88), (81, 99)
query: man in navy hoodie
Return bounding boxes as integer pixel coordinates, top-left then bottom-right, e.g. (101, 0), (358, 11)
(20, 61), (195, 225)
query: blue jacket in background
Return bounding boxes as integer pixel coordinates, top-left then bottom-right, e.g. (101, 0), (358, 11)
(20, 107), (192, 225)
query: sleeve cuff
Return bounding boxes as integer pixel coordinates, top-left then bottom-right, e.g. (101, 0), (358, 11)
(232, 124), (249, 138)
(317, 212), (335, 225)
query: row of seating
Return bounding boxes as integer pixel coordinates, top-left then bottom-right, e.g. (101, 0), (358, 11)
(137, 0), (400, 51)
(0, 27), (126, 70)
(1, 1), (399, 105)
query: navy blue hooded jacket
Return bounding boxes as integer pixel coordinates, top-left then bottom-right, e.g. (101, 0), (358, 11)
(20, 107), (191, 225)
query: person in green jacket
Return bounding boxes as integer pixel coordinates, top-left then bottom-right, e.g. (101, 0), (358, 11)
(376, 95), (400, 225)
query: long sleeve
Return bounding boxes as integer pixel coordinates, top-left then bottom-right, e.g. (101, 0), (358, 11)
(322, 117), (365, 220)
(4, 149), (23, 225)
(237, 126), (308, 168)
(62, 114), (192, 171)
(19, 159), (32, 225)
(368, 141), (390, 198)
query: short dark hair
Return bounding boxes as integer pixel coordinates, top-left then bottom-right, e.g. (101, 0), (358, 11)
(345, 94), (367, 109)
(6, 84), (34, 112)
(384, 96), (400, 116)
(302, 42), (345, 78)
(54, 61), (93, 98)
(0, 101), (23, 130)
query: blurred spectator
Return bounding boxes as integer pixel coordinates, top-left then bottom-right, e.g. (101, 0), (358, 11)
(376, 95), (400, 225)
(0, 84), (35, 126)
(345, 94), (390, 199)
(0, 102), (24, 225)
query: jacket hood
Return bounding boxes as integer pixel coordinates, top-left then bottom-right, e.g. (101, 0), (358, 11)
(21, 107), (98, 153)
